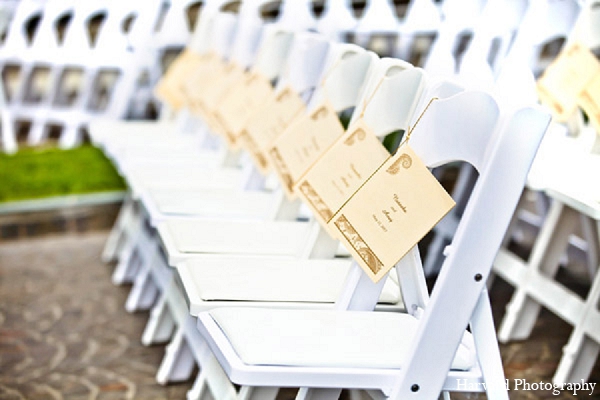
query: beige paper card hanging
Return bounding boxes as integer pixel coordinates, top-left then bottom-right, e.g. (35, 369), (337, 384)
(330, 144), (455, 283)
(537, 42), (600, 121)
(268, 101), (345, 199)
(155, 50), (215, 110)
(186, 62), (246, 118)
(294, 119), (390, 232)
(579, 73), (600, 134)
(239, 87), (306, 173)
(213, 72), (274, 147)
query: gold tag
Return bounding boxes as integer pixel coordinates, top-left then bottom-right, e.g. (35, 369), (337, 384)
(294, 119), (390, 232)
(155, 50), (215, 110)
(214, 72), (274, 147)
(330, 144), (455, 282)
(186, 62), (246, 120)
(240, 87), (306, 173)
(268, 101), (345, 198)
(537, 43), (600, 121)
(579, 73), (600, 133)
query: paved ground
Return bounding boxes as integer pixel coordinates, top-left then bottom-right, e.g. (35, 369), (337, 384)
(0, 232), (598, 399)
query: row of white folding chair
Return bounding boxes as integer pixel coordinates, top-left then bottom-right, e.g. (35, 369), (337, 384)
(96, 7), (432, 392)
(190, 84), (551, 399)
(92, 4), (548, 398)
(0, 0), (161, 147)
(129, 53), (472, 396)
(115, 25), (540, 400)
(144, 53), (428, 397)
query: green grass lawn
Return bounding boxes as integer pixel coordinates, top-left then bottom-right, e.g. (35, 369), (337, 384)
(0, 145), (125, 203)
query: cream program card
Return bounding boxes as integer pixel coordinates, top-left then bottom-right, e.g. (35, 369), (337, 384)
(213, 72), (274, 146)
(579, 73), (600, 134)
(239, 87), (306, 172)
(295, 119), (390, 232)
(537, 43), (600, 121)
(268, 101), (345, 198)
(330, 144), (455, 282)
(155, 50), (214, 110)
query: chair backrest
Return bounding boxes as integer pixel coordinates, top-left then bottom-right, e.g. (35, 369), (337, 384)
(308, 44), (375, 112)
(27, 0), (76, 60)
(274, 31), (330, 98)
(354, 0), (399, 34)
(316, 0), (356, 42)
(226, 0), (273, 69)
(274, 0), (316, 32)
(351, 58), (426, 136)
(422, 0), (486, 77)
(389, 93), (551, 398)
(506, 0), (582, 76)
(457, 0), (529, 85)
(250, 25), (295, 81)
(188, 0), (240, 54)
(1, 0), (45, 58)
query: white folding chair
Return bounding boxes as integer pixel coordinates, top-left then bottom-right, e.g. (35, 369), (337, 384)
(195, 89), (550, 400)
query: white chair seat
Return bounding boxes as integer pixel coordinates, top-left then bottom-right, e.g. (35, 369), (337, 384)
(126, 167), (244, 199)
(176, 257), (401, 316)
(206, 307), (475, 371)
(88, 118), (179, 146)
(144, 188), (277, 219)
(157, 219), (314, 264)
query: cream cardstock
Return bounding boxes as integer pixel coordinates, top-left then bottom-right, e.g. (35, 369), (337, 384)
(294, 119), (390, 232)
(579, 73), (600, 134)
(155, 50), (215, 110)
(330, 144), (455, 283)
(213, 72), (274, 147)
(268, 101), (345, 199)
(181, 56), (228, 115)
(240, 87), (306, 173)
(187, 62), (246, 117)
(537, 43), (600, 121)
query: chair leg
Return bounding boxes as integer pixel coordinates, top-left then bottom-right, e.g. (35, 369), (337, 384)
(111, 240), (140, 285)
(296, 388), (342, 400)
(498, 202), (578, 342)
(125, 265), (158, 312)
(142, 293), (175, 346)
(554, 332), (600, 385)
(101, 197), (135, 263)
(554, 256), (600, 384)
(471, 290), (509, 400)
(187, 351), (237, 400)
(156, 327), (196, 384)
(237, 386), (279, 400)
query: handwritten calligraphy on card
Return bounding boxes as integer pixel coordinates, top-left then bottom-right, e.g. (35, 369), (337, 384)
(330, 144), (455, 282)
